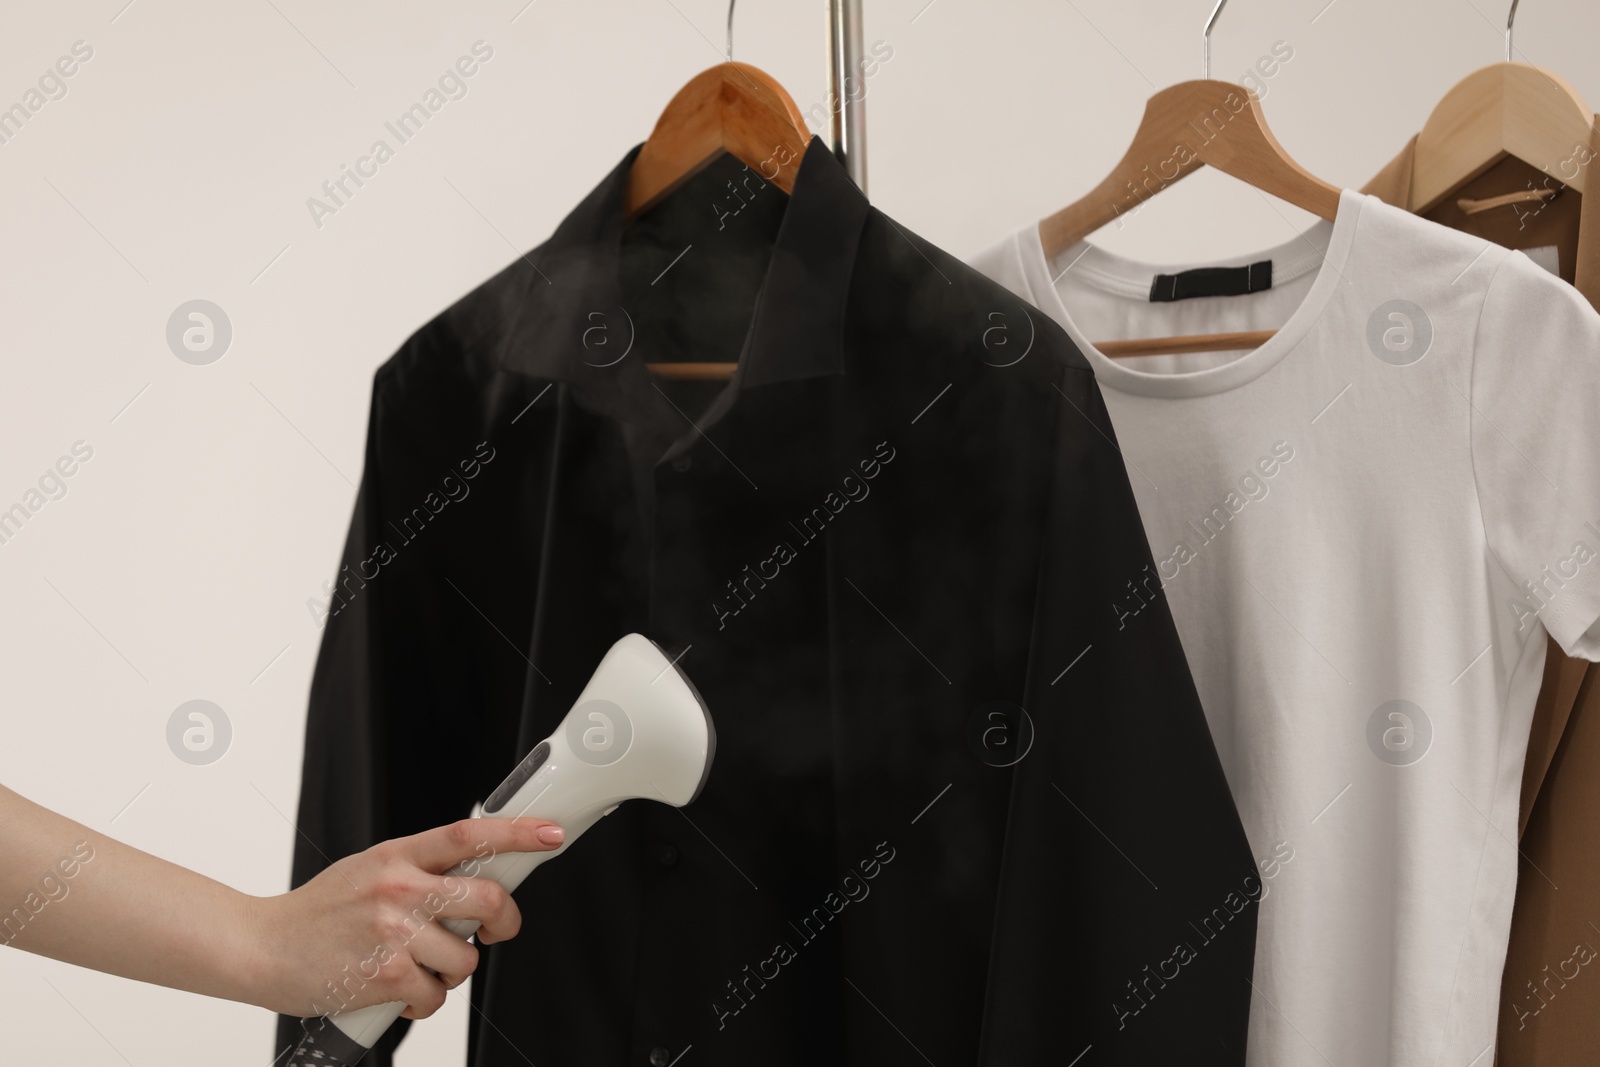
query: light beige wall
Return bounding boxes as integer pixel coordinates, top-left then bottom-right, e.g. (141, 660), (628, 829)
(0, 0), (1593, 1062)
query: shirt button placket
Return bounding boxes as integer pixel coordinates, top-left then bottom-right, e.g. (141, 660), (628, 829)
(640, 451), (690, 1067)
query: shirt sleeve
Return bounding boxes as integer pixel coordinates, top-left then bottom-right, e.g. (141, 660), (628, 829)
(1472, 247), (1600, 660)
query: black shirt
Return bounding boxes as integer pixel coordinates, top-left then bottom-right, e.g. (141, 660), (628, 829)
(278, 137), (1257, 1066)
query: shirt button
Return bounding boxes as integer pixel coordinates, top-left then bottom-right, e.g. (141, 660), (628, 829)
(670, 452), (693, 473)
(653, 844), (680, 867)
(648, 1047), (671, 1066)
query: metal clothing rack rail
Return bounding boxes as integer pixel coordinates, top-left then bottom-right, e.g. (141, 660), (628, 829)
(827, 0), (867, 192)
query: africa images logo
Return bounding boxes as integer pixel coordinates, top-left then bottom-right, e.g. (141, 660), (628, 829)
(1365, 299), (1433, 366)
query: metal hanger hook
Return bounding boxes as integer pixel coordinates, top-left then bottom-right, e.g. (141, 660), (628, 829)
(1505, 0), (1519, 62)
(1202, 0), (1228, 79)
(726, 0), (736, 62)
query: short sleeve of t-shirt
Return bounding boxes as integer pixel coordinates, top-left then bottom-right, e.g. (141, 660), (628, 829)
(1472, 247), (1600, 660)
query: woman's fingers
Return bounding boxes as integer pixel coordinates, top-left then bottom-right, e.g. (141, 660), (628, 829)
(390, 817), (564, 875)
(393, 960), (449, 1020)
(404, 921), (481, 991)
(376, 879), (513, 1013)
(302, 817), (555, 1019)
(432, 876), (522, 945)
(251, 816), (559, 1019)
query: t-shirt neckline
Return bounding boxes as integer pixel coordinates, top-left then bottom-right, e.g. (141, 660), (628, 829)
(1021, 188), (1367, 399)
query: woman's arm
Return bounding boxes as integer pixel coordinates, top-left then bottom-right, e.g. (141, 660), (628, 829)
(0, 783), (563, 1019)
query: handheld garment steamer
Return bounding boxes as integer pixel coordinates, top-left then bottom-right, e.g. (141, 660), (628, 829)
(287, 634), (716, 1066)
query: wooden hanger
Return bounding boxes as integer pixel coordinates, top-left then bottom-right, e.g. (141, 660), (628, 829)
(628, 59), (811, 381)
(1393, 0), (1591, 213)
(626, 61), (809, 214)
(1039, 82), (1341, 261)
(1038, 0), (1341, 359)
(1400, 63), (1591, 212)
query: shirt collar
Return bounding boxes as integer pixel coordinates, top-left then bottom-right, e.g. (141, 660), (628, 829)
(498, 135), (870, 390)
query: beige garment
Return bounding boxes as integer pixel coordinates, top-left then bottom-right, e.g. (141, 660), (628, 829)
(1363, 118), (1600, 1066)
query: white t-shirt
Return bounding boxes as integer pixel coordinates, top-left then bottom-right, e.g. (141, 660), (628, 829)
(971, 189), (1600, 1066)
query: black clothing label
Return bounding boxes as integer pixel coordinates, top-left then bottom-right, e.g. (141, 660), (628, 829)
(1149, 259), (1273, 301)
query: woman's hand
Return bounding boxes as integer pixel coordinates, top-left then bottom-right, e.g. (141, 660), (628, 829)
(244, 817), (565, 1019)
(0, 784), (562, 1022)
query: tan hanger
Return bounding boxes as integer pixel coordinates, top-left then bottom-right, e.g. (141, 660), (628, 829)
(1097, 329), (1278, 358)
(1038, 84), (1340, 261)
(1037, 0), (1340, 359)
(1401, 64), (1591, 213)
(1457, 187), (1560, 215)
(627, 8), (811, 381)
(1395, 0), (1591, 213)
(625, 61), (809, 215)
